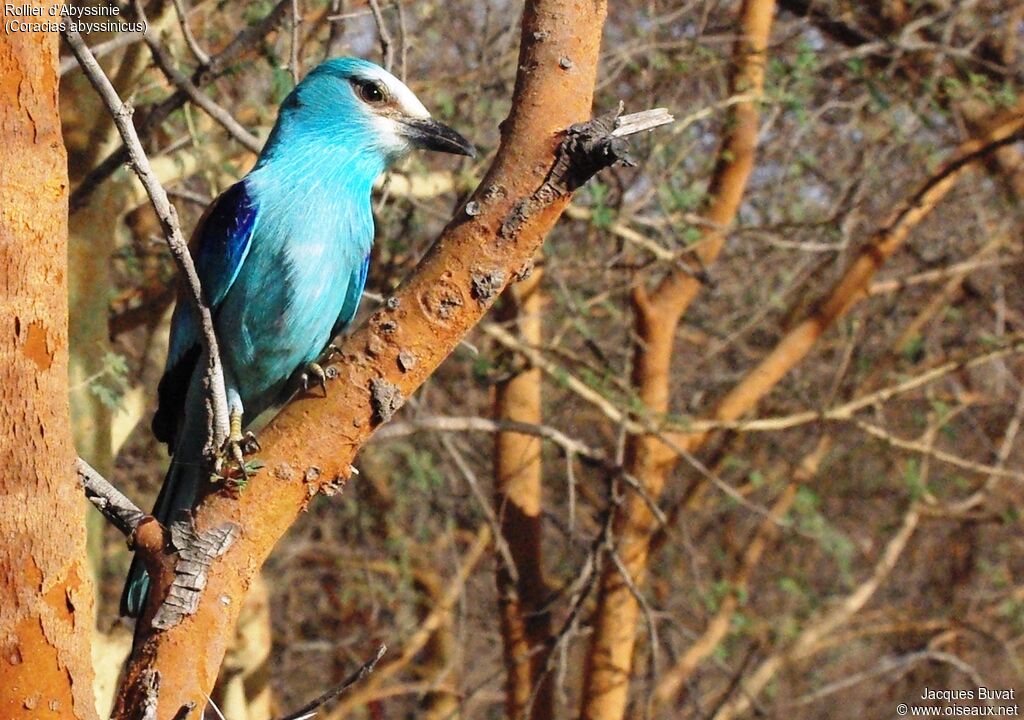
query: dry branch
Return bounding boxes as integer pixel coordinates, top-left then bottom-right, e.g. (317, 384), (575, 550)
(111, 1), (631, 715)
(76, 457), (146, 538)
(275, 644), (386, 720)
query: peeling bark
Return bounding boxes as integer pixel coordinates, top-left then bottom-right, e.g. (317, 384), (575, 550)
(0, 14), (98, 719)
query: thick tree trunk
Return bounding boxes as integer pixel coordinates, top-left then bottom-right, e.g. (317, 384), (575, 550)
(0, 16), (99, 720)
(493, 270), (552, 720)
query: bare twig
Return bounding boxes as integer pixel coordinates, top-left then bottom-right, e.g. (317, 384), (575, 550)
(394, 0), (407, 81)
(947, 377), (1024, 512)
(438, 434), (520, 583)
(852, 418), (1024, 481)
(276, 644), (387, 720)
(289, 0), (302, 84)
(171, 0), (210, 65)
(135, 2), (263, 154)
(324, 0), (346, 59)
(379, 414), (668, 525)
(367, 0), (394, 71)
(63, 28), (231, 459)
(59, 32), (145, 76)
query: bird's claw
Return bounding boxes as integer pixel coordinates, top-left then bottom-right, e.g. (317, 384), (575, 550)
(301, 361), (331, 396)
(239, 430), (261, 454)
(218, 429), (262, 488)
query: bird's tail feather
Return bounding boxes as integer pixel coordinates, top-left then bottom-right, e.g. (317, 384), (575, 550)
(119, 450), (202, 617)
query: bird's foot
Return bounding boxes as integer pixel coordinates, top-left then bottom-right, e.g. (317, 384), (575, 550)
(301, 359), (337, 396)
(217, 412), (261, 488)
(237, 430), (261, 455)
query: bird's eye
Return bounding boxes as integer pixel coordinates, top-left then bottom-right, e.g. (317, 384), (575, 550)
(354, 79), (387, 104)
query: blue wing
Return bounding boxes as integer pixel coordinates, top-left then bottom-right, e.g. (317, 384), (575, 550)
(152, 181), (258, 446)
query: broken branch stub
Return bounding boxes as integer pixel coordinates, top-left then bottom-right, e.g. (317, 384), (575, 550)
(554, 106), (674, 192)
(76, 457), (147, 538)
(498, 106), (674, 245)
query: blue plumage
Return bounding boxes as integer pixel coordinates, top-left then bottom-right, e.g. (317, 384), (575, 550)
(122, 57), (474, 617)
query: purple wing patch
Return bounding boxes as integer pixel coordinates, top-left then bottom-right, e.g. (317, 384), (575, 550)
(153, 181), (258, 447)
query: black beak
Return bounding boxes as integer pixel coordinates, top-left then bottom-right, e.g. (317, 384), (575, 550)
(400, 117), (476, 158)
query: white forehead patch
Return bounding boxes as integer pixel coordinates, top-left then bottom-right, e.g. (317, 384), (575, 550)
(360, 65), (430, 119)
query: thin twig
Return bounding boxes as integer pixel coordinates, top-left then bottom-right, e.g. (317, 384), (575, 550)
(438, 434), (520, 583)
(59, 32), (145, 76)
(394, 0), (407, 81)
(290, 0), (302, 84)
(852, 418), (1024, 481)
(324, 0), (346, 59)
(275, 644), (387, 720)
(63, 28), (231, 459)
(135, 2), (262, 154)
(367, 0), (394, 71)
(379, 414), (668, 526)
(171, 0), (210, 65)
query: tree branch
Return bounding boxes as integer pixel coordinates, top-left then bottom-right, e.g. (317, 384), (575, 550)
(63, 28), (232, 460)
(275, 644), (386, 720)
(109, 1), (654, 716)
(76, 457), (146, 539)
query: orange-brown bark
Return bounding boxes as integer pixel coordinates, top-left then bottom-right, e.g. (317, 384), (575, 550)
(493, 270), (552, 720)
(580, 3), (776, 718)
(113, 1), (609, 716)
(0, 16), (99, 720)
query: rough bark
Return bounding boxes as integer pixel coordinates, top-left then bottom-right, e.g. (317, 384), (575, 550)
(0, 16), (99, 719)
(580, 3), (776, 718)
(113, 1), (609, 716)
(211, 574), (274, 720)
(493, 270), (552, 720)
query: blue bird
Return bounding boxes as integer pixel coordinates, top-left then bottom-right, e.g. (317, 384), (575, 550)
(121, 58), (475, 617)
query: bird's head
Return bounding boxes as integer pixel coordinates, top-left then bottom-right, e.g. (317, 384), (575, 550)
(266, 57), (475, 167)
